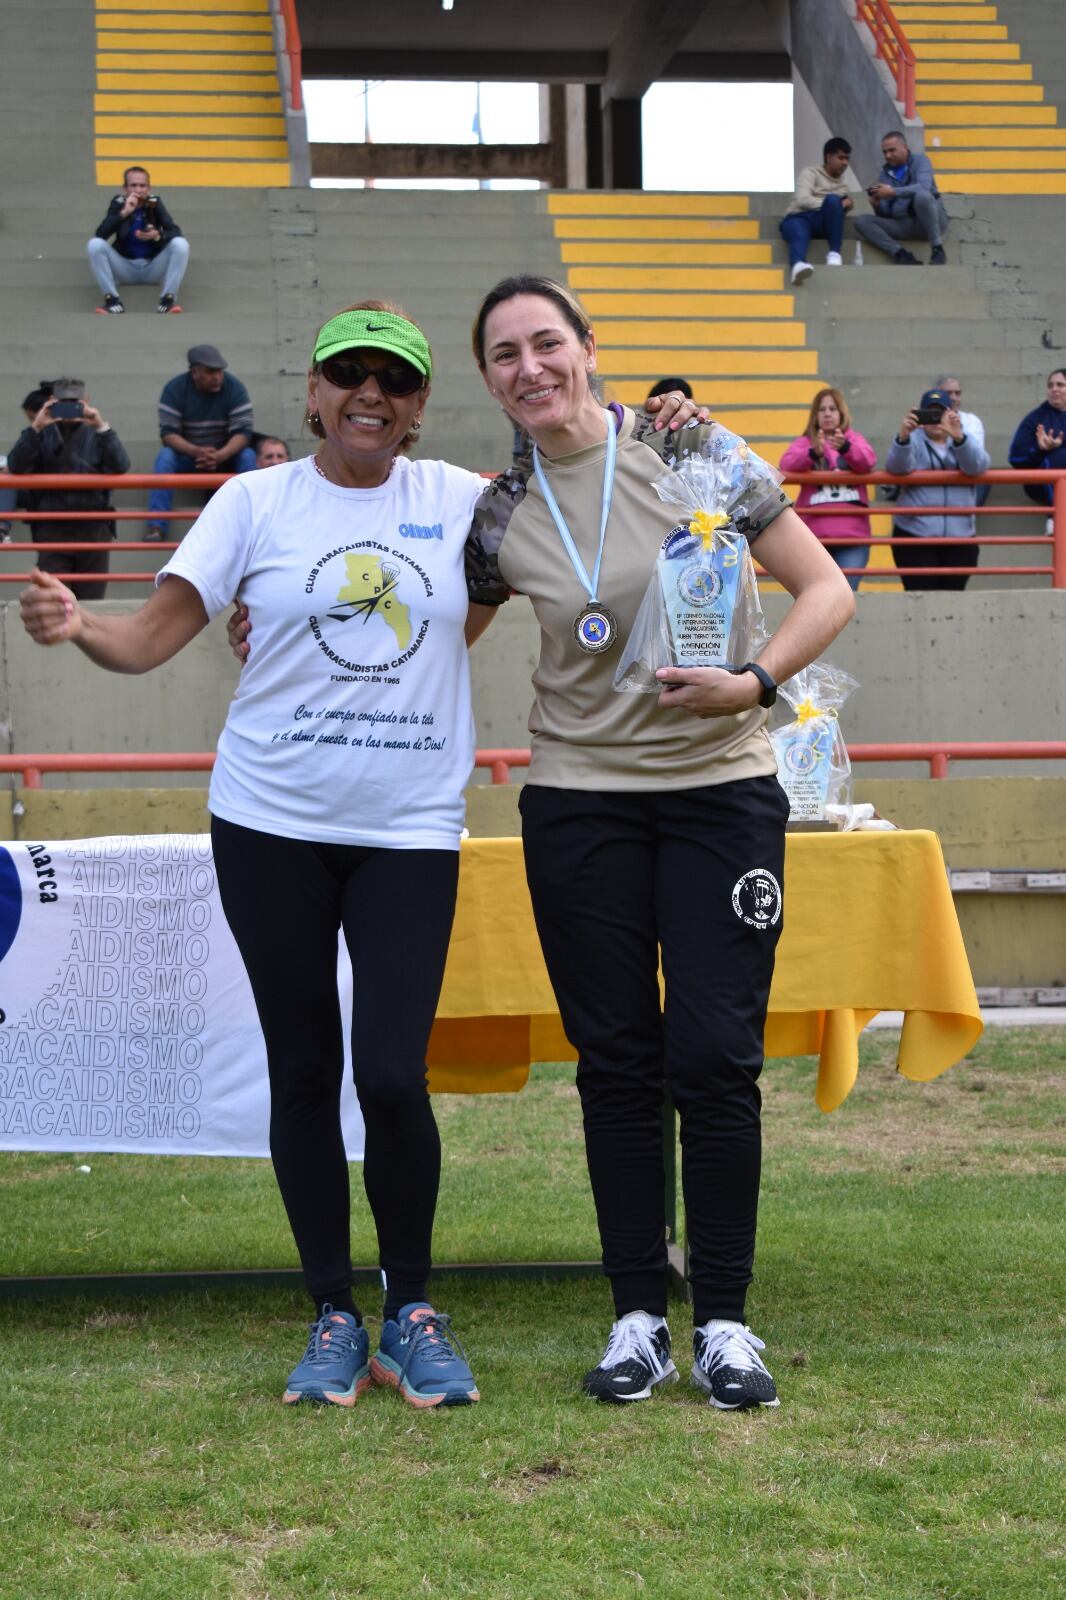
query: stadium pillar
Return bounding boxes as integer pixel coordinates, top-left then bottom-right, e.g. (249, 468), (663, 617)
(602, 96), (643, 189)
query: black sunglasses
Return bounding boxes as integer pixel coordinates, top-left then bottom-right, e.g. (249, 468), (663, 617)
(320, 354), (424, 397)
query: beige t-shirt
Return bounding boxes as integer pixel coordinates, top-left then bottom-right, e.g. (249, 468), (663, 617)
(492, 409), (785, 791)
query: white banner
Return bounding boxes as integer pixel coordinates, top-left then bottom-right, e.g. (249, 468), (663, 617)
(0, 836), (365, 1159)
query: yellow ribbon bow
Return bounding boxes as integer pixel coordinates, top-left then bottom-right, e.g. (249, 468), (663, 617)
(689, 508), (728, 551)
(795, 699), (837, 724)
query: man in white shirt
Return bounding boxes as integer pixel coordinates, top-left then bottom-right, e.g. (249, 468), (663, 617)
(934, 375), (988, 505)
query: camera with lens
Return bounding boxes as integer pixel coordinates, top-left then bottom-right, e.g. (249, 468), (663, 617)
(50, 378), (86, 422)
(914, 403), (946, 426)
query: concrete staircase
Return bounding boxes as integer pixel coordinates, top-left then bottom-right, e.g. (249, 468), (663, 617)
(93, 0), (290, 186)
(892, 0), (1066, 194)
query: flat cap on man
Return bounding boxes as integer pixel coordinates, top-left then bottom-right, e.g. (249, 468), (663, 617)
(186, 343), (227, 370)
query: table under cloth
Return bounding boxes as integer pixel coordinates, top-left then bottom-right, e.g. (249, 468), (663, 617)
(426, 830), (983, 1113)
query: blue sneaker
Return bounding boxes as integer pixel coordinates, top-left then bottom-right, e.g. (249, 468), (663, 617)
(282, 1306), (370, 1407)
(370, 1302), (480, 1407)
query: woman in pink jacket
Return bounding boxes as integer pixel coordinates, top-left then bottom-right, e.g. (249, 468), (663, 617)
(780, 388), (876, 590)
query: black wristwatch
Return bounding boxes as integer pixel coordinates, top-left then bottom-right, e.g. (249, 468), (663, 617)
(731, 661), (777, 708)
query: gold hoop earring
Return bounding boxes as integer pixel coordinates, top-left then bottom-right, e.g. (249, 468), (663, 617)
(407, 418), (422, 439)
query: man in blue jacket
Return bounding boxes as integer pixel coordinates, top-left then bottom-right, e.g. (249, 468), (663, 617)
(855, 131), (949, 266)
(87, 165), (190, 314)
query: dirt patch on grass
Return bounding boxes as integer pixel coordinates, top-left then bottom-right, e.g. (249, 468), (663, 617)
(82, 1309), (147, 1330)
(495, 1457), (575, 1501)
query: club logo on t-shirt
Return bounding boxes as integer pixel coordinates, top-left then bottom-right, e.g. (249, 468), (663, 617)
(304, 541), (433, 675)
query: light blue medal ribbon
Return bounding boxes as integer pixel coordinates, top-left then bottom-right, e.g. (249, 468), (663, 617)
(532, 408), (619, 653)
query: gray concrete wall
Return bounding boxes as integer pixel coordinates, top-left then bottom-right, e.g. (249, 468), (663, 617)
(9, 591), (1060, 787)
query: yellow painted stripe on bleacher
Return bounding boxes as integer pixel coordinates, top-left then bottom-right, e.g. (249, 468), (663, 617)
(914, 61), (1031, 78)
(947, 172), (1066, 192)
(905, 23), (1008, 38)
(915, 82), (1043, 100)
(99, 52), (275, 70)
(911, 42), (1020, 58)
(96, 0), (268, 10)
(562, 242), (773, 264)
(920, 103), (1056, 123)
(580, 293), (795, 318)
(596, 321), (807, 347)
(928, 126), (1066, 146)
(96, 135), (289, 157)
(569, 267), (784, 290)
(552, 218), (759, 241)
(594, 368), (821, 403)
(937, 148), (1066, 169)
(97, 32), (274, 51)
(600, 351), (819, 378)
(894, 6), (1000, 18)
(96, 92), (282, 111)
(95, 158), (289, 185)
(97, 12), (272, 29)
(98, 71), (278, 90)
(546, 193), (750, 217)
(97, 114), (285, 134)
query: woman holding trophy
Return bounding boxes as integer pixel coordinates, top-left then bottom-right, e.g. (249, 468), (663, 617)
(467, 276), (854, 1409)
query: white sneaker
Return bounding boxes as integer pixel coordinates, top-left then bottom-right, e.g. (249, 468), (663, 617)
(826, 251), (843, 266)
(790, 261), (814, 285)
(1046, 516), (1054, 535)
(582, 1310), (678, 1402)
(692, 1320), (780, 1409)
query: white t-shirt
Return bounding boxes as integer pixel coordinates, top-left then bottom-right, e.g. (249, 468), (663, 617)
(159, 455), (485, 849)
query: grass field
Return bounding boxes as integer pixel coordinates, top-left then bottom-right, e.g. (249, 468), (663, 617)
(1, 1028), (1063, 1599)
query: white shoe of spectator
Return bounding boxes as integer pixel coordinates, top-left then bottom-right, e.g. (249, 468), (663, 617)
(1046, 516), (1055, 535)
(826, 251), (843, 266)
(790, 261), (814, 285)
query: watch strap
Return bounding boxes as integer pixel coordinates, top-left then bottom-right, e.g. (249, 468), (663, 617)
(732, 661), (777, 707)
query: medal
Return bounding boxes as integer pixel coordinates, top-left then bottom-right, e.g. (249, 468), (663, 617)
(533, 409), (618, 655)
(573, 605), (618, 653)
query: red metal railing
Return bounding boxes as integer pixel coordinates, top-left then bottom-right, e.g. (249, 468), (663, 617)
(275, 0), (303, 113)
(856, 0), (917, 118)
(2, 470), (1064, 585)
(1, 746), (1065, 790)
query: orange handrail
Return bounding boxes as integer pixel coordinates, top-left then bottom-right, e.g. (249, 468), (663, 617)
(856, 0), (917, 118)
(2, 470), (1064, 585)
(2, 745), (1065, 790)
(276, 0), (303, 114)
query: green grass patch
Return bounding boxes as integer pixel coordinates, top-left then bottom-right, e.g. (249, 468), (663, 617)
(1, 1029), (1063, 1598)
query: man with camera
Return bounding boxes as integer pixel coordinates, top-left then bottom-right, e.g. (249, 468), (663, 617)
(854, 131), (950, 266)
(6, 381), (130, 599)
(884, 387), (990, 591)
(87, 165), (190, 314)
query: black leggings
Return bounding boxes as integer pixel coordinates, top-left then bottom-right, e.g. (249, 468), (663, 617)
(211, 816), (459, 1314)
(520, 777), (788, 1326)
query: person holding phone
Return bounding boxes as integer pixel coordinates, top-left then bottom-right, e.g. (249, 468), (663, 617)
(87, 165), (189, 315)
(6, 380), (129, 599)
(885, 388), (990, 590)
(779, 388), (875, 589)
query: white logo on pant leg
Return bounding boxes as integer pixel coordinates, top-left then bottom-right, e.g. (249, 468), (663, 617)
(732, 868), (782, 929)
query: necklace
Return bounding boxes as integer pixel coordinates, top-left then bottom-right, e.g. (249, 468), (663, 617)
(532, 409), (619, 655)
(311, 452), (394, 488)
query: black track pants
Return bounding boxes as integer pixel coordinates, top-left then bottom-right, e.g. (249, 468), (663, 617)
(520, 777), (788, 1325)
(211, 816), (459, 1310)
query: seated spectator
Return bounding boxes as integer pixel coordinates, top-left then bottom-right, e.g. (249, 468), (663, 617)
(1008, 369), (1066, 523)
(255, 436), (290, 468)
(855, 132), (949, 266)
(6, 379), (129, 600)
(87, 166), (189, 315)
(779, 387), (875, 591)
(885, 388), (991, 591)
(146, 344), (256, 540)
(647, 377), (694, 401)
(780, 137), (854, 286)
(0, 386), (53, 539)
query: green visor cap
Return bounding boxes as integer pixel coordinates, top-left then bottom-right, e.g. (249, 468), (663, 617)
(312, 309), (432, 380)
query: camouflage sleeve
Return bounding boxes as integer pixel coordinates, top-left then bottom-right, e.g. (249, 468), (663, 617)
(464, 467), (529, 605)
(632, 410), (791, 542)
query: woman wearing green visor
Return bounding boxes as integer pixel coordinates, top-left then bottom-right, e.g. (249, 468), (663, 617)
(19, 299), (701, 1411)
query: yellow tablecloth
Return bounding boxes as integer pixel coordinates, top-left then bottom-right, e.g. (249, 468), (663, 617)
(426, 831), (983, 1112)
